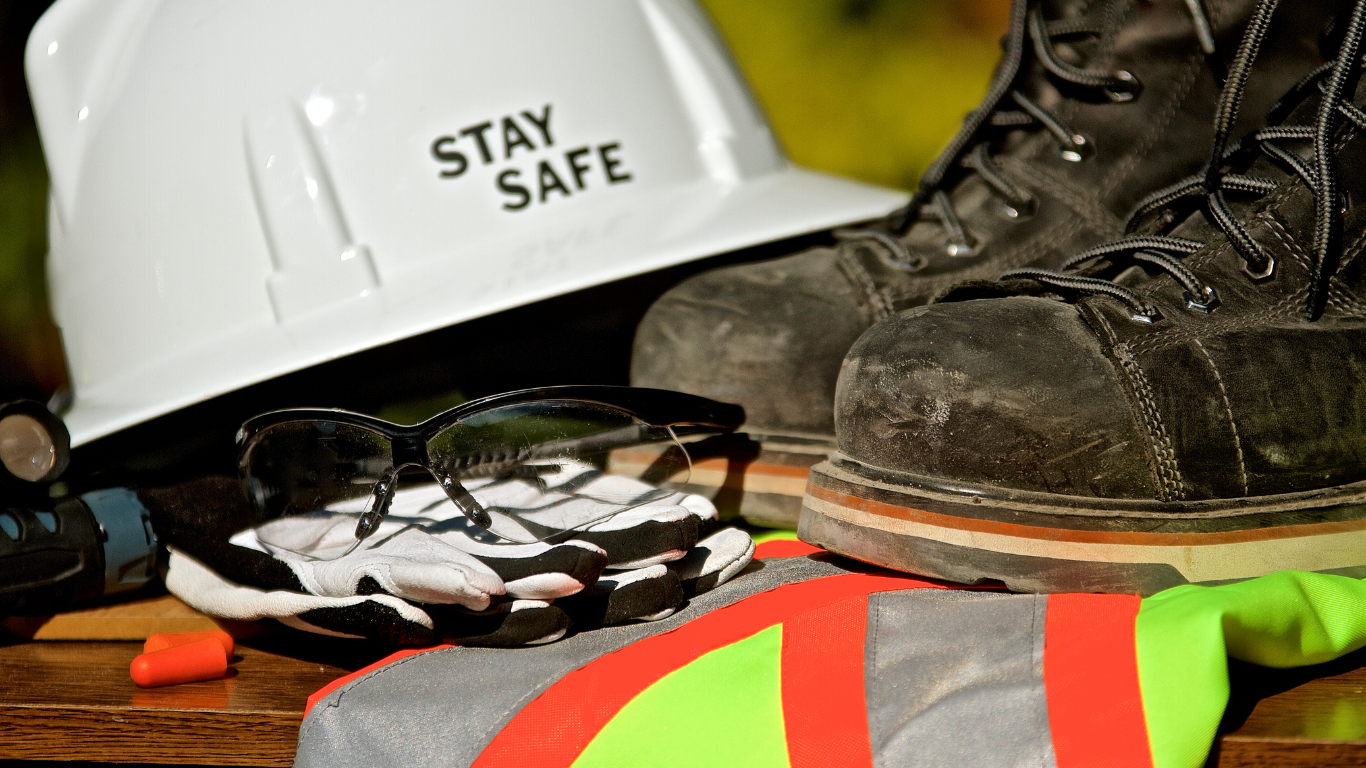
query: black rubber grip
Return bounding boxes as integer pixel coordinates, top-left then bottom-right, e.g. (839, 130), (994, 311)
(0, 497), (104, 615)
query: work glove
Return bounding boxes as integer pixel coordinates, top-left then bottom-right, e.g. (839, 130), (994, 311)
(141, 467), (753, 647)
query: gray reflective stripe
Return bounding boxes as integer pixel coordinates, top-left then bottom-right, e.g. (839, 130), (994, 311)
(295, 555), (857, 768)
(865, 590), (1056, 768)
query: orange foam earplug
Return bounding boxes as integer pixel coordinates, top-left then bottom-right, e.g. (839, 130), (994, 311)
(130, 637), (228, 688)
(143, 630), (234, 657)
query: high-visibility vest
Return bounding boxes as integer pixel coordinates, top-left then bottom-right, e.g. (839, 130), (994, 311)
(299, 541), (1366, 768)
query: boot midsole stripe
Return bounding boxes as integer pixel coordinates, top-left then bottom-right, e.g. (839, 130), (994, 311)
(803, 491), (1366, 583)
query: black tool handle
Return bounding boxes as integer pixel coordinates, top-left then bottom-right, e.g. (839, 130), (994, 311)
(0, 498), (104, 615)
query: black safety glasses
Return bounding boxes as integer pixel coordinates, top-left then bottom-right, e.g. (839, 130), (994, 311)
(236, 385), (744, 559)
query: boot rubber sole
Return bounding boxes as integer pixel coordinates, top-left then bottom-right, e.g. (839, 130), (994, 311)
(800, 455), (1366, 595)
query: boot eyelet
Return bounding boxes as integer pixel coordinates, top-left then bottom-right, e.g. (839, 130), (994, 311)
(1001, 196), (1037, 219)
(1059, 134), (1093, 163)
(944, 241), (975, 257)
(1241, 256), (1276, 281)
(1104, 71), (1142, 102)
(1130, 306), (1163, 324)
(1182, 286), (1219, 313)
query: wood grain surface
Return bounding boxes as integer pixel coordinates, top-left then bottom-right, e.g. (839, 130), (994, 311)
(2, 594), (224, 641)
(0, 636), (387, 766)
(1214, 650), (1366, 766)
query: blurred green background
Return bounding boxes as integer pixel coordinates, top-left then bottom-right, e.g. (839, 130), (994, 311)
(0, 0), (1005, 404)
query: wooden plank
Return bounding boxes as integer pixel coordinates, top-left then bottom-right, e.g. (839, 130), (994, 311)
(0, 638), (384, 766)
(0, 706), (305, 766)
(1215, 651), (1366, 766)
(1214, 739), (1366, 767)
(2, 594), (224, 641)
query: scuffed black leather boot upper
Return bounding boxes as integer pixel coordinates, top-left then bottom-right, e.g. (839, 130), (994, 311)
(632, 0), (1347, 436)
(836, 11), (1366, 503)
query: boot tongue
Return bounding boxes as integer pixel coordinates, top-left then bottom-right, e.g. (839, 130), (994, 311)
(1153, 72), (1357, 249)
(1109, 72), (1364, 297)
(946, 63), (1357, 300)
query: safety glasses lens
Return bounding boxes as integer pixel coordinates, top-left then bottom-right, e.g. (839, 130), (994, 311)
(424, 400), (691, 542)
(239, 400), (698, 559)
(239, 420), (393, 524)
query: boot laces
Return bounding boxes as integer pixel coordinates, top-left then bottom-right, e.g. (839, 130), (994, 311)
(1000, 0), (1366, 323)
(839, 0), (1216, 269)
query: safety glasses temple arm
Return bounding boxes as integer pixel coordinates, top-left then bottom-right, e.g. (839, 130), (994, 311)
(235, 387), (745, 447)
(522, 424), (675, 461)
(500, 386), (745, 430)
(418, 385), (746, 434)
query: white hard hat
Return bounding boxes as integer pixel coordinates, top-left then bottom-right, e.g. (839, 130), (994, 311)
(28, 0), (907, 448)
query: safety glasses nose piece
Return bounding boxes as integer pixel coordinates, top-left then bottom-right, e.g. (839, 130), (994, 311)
(430, 466), (492, 530)
(449, 482), (493, 530)
(353, 467), (399, 544)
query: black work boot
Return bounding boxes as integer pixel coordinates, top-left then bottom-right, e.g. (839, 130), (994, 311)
(803, 0), (1366, 595)
(633, 0), (1347, 527)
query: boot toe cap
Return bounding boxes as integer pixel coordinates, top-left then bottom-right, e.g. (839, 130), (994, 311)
(835, 296), (1158, 498)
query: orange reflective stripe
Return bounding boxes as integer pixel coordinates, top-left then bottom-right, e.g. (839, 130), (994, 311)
(782, 595), (874, 768)
(1044, 593), (1152, 768)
